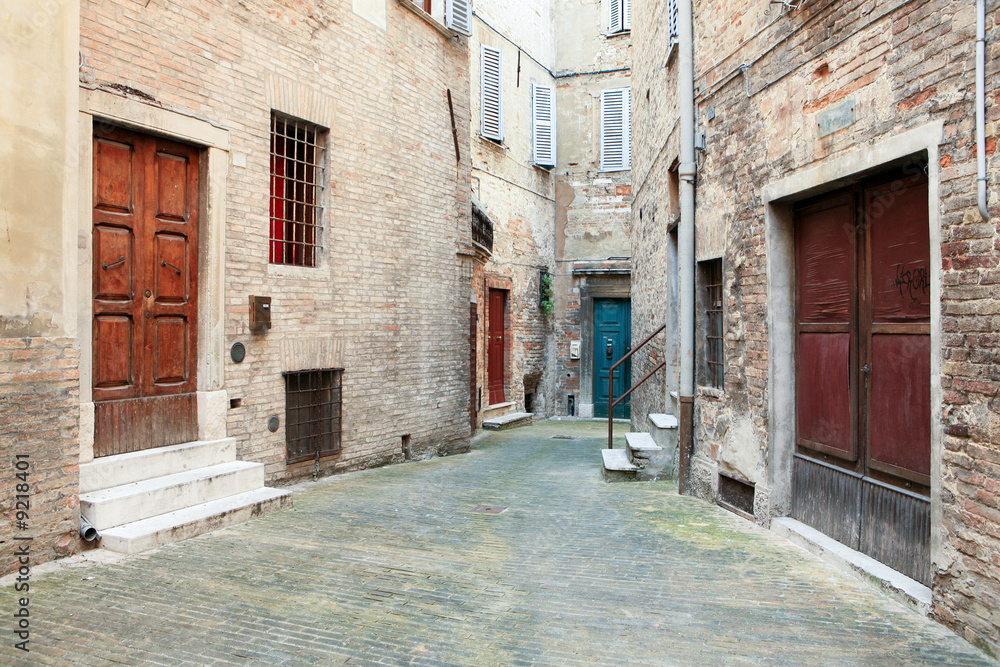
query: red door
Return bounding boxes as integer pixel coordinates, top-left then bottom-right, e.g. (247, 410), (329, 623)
(792, 167), (930, 585)
(92, 127), (200, 456)
(487, 289), (506, 405)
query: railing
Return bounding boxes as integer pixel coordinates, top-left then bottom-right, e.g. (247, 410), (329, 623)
(608, 324), (666, 449)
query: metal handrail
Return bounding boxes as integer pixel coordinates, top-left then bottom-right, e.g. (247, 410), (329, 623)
(608, 324), (666, 449)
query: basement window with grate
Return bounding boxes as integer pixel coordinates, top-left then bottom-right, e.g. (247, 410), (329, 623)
(284, 368), (343, 464)
(269, 114), (326, 267)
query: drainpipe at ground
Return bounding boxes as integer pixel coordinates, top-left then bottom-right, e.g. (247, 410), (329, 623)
(677, 0), (697, 494)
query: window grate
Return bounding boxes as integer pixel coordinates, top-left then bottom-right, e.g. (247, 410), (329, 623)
(270, 114), (325, 267)
(704, 259), (724, 389)
(284, 368), (343, 464)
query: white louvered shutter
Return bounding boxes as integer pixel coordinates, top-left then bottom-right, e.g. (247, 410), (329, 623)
(532, 84), (556, 167)
(624, 87), (632, 169)
(601, 88), (625, 171)
(446, 0), (471, 36)
(481, 46), (503, 142)
(609, 0), (623, 33)
(623, 0), (632, 31)
(668, 0), (678, 46)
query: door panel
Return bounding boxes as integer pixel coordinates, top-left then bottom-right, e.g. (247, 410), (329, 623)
(93, 315), (134, 391)
(795, 194), (857, 462)
(152, 317), (189, 386)
(796, 332), (852, 456)
(93, 226), (134, 301)
(868, 334), (931, 479)
(94, 139), (134, 212)
(487, 289), (506, 405)
(93, 127), (199, 456)
(154, 233), (189, 302)
(594, 299), (631, 419)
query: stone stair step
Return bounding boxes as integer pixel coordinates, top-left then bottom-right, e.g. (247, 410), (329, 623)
(80, 461), (265, 530)
(625, 432), (661, 453)
(80, 439), (237, 493)
(602, 448), (638, 482)
(649, 413), (678, 430)
(483, 412), (534, 430)
(98, 487), (293, 554)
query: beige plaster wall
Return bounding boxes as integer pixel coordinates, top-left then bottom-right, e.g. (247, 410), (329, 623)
(0, 0), (79, 338)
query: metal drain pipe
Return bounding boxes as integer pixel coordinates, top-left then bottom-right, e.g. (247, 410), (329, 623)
(977, 0), (989, 220)
(677, 0), (697, 495)
(80, 516), (100, 542)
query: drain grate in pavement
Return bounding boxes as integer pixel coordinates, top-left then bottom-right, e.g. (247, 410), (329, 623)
(472, 505), (508, 514)
(550, 435), (578, 440)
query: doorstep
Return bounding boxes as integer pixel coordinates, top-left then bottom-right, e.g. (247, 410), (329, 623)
(772, 516), (932, 616)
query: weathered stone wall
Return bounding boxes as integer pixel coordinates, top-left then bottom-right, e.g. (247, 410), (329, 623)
(632, 0), (1000, 654)
(80, 0), (472, 482)
(0, 1), (83, 573)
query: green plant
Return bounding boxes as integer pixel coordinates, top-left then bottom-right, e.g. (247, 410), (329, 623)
(540, 272), (554, 317)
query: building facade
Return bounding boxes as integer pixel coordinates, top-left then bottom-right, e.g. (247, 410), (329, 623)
(1, 0), (473, 571)
(631, 0), (1000, 654)
(469, 0), (635, 427)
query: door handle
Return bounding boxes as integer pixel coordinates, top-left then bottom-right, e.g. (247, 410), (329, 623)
(606, 339), (614, 360)
(102, 256), (125, 270)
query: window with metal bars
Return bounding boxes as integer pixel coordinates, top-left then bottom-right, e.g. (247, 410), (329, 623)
(701, 259), (724, 389)
(284, 368), (343, 464)
(270, 114), (325, 267)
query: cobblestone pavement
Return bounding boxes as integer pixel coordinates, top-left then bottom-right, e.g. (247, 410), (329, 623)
(2, 420), (995, 666)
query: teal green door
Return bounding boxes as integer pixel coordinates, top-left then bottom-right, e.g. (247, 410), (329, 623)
(594, 299), (631, 419)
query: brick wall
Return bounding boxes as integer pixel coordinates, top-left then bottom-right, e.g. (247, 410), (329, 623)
(0, 339), (82, 575)
(632, 0), (1000, 654)
(80, 0), (472, 482)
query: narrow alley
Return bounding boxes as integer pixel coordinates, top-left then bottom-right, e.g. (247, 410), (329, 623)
(2, 421), (991, 665)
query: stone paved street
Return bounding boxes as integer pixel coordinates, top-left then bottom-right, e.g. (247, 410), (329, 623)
(1, 420), (995, 666)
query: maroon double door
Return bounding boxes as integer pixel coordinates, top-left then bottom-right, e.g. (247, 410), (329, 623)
(792, 166), (931, 585)
(92, 127), (200, 457)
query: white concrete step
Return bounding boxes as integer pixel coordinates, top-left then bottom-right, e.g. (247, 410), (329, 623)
(649, 413), (678, 430)
(80, 439), (237, 493)
(81, 461), (265, 530)
(483, 412), (534, 430)
(99, 487), (293, 554)
(602, 448), (638, 482)
(625, 432), (661, 454)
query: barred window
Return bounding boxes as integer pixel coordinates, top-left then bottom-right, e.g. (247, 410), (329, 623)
(270, 114), (325, 267)
(701, 259), (724, 389)
(284, 368), (343, 464)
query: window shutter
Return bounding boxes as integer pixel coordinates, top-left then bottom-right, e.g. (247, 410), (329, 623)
(623, 0), (631, 31)
(624, 86), (632, 169)
(532, 84), (556, 167)
(668, 0), (678, 46)
(446, 0), (471, 36)
(481, 46), (503, 142)
(601, 88), (625, 171)
(609, 0), (622, 33)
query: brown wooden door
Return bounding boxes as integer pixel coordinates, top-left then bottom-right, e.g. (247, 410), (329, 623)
(792, 166), (931, 585)
(487, 289), (506, 405)
(92, 127), (200, 456)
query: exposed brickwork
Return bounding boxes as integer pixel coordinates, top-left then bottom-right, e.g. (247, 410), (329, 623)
(632, 0), (1000, 655)
(80, 0), (472, 482)
(0, 338), (82, 575)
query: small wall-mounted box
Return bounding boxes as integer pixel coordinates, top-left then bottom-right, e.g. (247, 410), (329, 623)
(249, 295), (271, 332)
(569, 340), (581, 360)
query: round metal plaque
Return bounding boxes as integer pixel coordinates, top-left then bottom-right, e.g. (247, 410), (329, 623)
(267, 415), (280, 432)
(230, 342), (246, 363)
